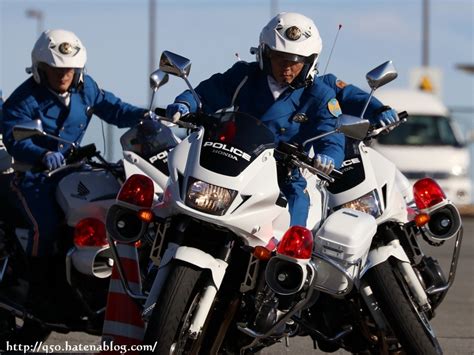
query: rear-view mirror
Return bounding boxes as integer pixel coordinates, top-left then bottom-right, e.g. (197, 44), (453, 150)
(159, 51), (192, 78)
(149, 69), (169, 91)
(13, 120), (45, 141)
(366, 61), (398, 90)
(336, 114), (370, 140)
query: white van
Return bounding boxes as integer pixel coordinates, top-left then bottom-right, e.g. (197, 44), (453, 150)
(374, 89), (471, 205)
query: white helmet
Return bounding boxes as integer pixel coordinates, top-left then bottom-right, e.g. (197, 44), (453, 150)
(257, 12), (322, 88)
(29, 29), (87, 86)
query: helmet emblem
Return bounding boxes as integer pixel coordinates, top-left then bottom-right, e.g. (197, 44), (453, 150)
(58, 42), (74, 55)
(285, 26), (302, 41)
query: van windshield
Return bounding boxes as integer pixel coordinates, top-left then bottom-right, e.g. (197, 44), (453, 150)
(377, 115), (463, 147)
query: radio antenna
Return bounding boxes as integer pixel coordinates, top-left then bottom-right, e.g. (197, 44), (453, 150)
(322, 24), (342, 75)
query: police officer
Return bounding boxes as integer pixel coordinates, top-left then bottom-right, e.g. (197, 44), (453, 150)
(2, 29), (147, 258)
(166, 12), (398, 227)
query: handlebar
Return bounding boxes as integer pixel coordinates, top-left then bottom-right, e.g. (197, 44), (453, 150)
(154, 107), (167, 117)
(367, 110), (408, 138)
(153, 107), (198, 129)
(275, 142), (342, 183)
(65, 143), (97, 164)
(45, 143), (123, 179)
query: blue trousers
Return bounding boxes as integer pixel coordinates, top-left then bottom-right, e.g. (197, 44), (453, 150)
(280, 172), (310, 227)
(11, 172), (64, 257)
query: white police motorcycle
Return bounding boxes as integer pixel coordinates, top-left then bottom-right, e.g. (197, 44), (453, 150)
(0, 123), (121, 346)
(262, 62), (462, 354)
(104, 52), (422, 354)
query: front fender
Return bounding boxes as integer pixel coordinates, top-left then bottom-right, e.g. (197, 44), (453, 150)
(361, 239), (409, 277)
(174, 246), (228, 288)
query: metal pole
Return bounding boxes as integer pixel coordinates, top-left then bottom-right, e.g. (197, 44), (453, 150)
(149, 0), (157, 102)
(25, 9), (44, 37)
(422, 0), (429, 67)
(270, 0), (278, 17)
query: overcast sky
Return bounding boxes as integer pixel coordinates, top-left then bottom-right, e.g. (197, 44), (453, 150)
(1, 0), (473, 161)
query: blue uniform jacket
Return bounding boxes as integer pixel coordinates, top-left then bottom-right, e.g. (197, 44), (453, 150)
(2, 75), (146, 169)
(174, 61), (345, 168)
(320, 73), (386, 124)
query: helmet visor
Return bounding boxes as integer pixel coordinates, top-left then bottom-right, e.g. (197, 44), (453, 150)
(265, 47), (317, 65)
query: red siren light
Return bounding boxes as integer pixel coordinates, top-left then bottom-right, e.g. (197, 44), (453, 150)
(277, 226), (314, 259)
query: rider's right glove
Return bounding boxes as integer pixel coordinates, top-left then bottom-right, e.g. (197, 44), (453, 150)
(314, 154), (335, 175)
(42, 151), (65, 171)
(166, 102), (190, 123)
(375, 108), (399, 127)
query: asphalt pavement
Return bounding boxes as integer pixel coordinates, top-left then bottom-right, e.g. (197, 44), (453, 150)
(46, 217), (474, 354)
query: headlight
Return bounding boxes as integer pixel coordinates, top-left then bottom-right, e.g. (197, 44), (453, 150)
(185, 178), (237, 216)
(338, 190), (382, 218)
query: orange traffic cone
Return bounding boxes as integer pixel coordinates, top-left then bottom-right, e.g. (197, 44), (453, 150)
(101, 242), (144, 354)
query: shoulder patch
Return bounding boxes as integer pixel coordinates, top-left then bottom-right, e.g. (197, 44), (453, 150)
(328, 98), (342, 117)
(336, 79), (347, 89)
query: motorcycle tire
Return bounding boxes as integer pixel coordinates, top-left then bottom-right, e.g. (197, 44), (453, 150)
(0, 311), (51, 349)
(143, 260), (206, 355)
(366, 258), (443, 355)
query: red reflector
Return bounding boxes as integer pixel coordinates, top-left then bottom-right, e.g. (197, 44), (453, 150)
(118, 174), (154, 208)
(277, 226), (313, 259)
(413, 178), (446, 210)
(74, 218), (108, 247)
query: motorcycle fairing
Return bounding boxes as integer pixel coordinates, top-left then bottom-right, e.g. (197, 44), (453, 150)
(198, 112), (275, 177)
(327, 142), (408, 223)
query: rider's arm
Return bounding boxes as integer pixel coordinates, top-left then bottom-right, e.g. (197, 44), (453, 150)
(319, 74), (388, 125)
(303, 84), (345, 168)
(2, 87), (48, 165)
(173, 61), (254, 114)
(84, 75), (147, 128)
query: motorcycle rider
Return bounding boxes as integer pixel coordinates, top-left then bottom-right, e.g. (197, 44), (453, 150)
(2, 29), (147, 313)
(166, 12), (398, 227)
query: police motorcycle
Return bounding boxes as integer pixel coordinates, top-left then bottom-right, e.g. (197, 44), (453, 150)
(262, 62), (462, 354)
(105, 51), (396, 354)
(0, 122), (123, 345)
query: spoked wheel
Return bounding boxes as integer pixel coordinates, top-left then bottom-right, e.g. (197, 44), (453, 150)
(143, 261), (211, 355)
(366, 258), (442, 355)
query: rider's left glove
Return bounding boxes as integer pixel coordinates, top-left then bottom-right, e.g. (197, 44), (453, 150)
(166, 103), (190, 123)
(376, 108), (399, 127)
(314, 154), (335, 175)
(42, 151), (65, 171)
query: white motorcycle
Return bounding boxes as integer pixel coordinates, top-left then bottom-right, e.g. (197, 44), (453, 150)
(0, 122), (121, 346)
(104, 51), (379, 354)
(262, 62), (462, 354)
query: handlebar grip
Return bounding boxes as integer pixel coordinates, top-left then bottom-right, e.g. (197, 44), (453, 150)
(66, 143), (97, 164)
(398, 111), (408, 120)
(154, 107), (167, 117)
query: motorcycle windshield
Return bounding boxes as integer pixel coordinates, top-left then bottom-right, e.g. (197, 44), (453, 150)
(120, 120), (179, 175)
(200, 111), (276, 176)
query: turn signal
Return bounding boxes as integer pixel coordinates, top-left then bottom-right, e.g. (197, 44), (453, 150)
(253, 246), (272, 261)
(414, 213), (430, 227)
(413, 178), (446, 210)
(138, 209), (154, 223)
(118, 174), (154, 208)
(74, 218), (108, 247)
(277, 226), (313, 259)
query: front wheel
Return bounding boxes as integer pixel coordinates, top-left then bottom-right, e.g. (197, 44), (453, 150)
(366, 259), (442, 355)
(143, 261), (209, 355)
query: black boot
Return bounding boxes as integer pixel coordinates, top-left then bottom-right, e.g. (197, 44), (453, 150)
(26, 256), (55, 320)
